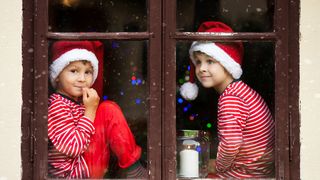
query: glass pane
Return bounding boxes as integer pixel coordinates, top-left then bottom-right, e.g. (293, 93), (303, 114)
(49, 0), (147, 32)
(48, 40), (148, 179)
(102, 40), (148, 178)
(177, 0), (274, 32)
(176, 41), (275, 178)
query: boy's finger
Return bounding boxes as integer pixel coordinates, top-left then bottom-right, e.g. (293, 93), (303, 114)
(90, 88), (98, 96)
(87, 88), (97, 97)
(83, 88), (88, 100)
(85, 88), (93, 97)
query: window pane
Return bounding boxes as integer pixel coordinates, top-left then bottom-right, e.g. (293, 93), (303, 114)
(48, 40), (148, 179)
(177, 0), (274, 32)
(49, 0), (147, 32)
(102, 40), (148, 178)
(176, 41), (275, 178)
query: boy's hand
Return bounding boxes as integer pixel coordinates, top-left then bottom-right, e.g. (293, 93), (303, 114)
(83, 88), (100, 122)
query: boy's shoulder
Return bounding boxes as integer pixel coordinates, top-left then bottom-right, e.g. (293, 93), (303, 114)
(49, 93), (78, 108)
(222, 81), (249, 95)
(220, 81), (257, 101)
(49, 93), (64, 102)
(221, 80), (263, 102)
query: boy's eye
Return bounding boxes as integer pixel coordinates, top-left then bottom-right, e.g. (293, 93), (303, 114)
(207, 59), (216, 64)
(85, 70), (93, 74)
(195, 60), (201, 65)
(70, 69), (77, 73)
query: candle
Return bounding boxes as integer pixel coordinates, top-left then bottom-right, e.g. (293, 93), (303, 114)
(179, 145), (199, 177)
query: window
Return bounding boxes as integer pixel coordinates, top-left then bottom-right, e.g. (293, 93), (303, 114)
(22, 0), (300, 179)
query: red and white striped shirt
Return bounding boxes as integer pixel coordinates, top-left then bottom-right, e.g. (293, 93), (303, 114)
(48, 93), (95, 178)
(216, 81), (274, 178)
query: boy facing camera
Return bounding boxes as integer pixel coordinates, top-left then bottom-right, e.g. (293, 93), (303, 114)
(48, 41), (147, 179)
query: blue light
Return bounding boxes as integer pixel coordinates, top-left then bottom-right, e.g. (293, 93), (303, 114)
(137, 78), (142, 85)
(135, 98), (141, 104)
(178, 98), (184, 104)
(187, 65), (190, 71)
(111, 42), (120, 49)
(187, 103), (192, 108)
(131, 80), (137, 85)
(103, 95), (108, 100)
(196, 146), (201, 152)
(183, 107), (188, 112)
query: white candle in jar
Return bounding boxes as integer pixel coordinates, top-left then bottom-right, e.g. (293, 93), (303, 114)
(179, 146), (199, 177)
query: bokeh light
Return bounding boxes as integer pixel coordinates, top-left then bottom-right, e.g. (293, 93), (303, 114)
(183, 107), (188, 112)
(135, 98), (141, 104)
(196, 146), (201, 152)
(206, 123), (212, 128)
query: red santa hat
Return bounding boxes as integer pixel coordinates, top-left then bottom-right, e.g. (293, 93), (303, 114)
(180, 21), (244, 100)
(49, 40), (104, 96)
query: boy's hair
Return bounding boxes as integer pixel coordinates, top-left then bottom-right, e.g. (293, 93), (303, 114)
(192, 50), (207, 59)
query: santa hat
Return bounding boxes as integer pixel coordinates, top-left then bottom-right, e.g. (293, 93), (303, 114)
(49, 40), (104, 96)
(180, 21), (244, 100)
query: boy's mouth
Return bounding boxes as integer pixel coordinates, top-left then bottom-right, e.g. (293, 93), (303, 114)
(74, 86), (85, 90)
(200, 76), (211, 79)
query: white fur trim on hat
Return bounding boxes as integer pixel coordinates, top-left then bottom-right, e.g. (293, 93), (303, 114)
(49, 48), (99, 88)
(189, 42), (242, 79)
(180, 82), (199, 101)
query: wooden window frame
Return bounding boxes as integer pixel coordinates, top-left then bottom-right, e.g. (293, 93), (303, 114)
(162, 0), (300, 179)
(21, 0), (300, 179)
(22, 0), (162, 179)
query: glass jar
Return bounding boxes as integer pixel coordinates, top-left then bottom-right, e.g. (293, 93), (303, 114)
(177, 130), (211, 178)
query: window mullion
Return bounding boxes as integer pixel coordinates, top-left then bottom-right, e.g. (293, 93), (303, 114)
(162, 0), (177, 179)
(47, 32), (152, 40)
(148, 0), (162, 179)
(173, 32), (277, 41)
(33, 0), (49, 179)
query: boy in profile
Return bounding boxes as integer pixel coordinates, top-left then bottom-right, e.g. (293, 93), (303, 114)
(180, 21), (275, 178)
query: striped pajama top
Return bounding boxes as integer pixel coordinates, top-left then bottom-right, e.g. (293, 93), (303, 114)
(48, 93), (95, 178)
(216, 80), (275, 178)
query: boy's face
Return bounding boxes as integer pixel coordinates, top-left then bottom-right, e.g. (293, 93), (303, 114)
(55, 60), (94, 101)
(194, 52), (233, 93)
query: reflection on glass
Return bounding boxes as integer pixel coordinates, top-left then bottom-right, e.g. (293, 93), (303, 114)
(177, 0), (274, 32)
(176, 41), (275, 178)
(49, 0), (147, 32)
(48, 40), (148, 179)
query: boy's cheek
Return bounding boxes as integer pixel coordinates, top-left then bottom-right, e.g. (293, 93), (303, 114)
(195, 74), (201, 81)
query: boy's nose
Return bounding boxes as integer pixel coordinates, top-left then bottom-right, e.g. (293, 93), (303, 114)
(78, 73), (86, 81)
(199, 64), (207, 72)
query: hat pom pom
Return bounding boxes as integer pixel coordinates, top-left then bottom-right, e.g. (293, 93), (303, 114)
(179, 82), (199, 101)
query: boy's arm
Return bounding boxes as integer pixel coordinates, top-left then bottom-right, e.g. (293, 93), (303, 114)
(48, 99), (95, 158)
(215, 95), (249, 172)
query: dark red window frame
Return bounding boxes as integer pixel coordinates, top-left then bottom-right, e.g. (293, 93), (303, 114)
(22, 0), (300, 179)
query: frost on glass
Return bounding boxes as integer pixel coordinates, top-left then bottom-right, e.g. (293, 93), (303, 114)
(49, 0), (147, 32)
(177, 0), (274, 32)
